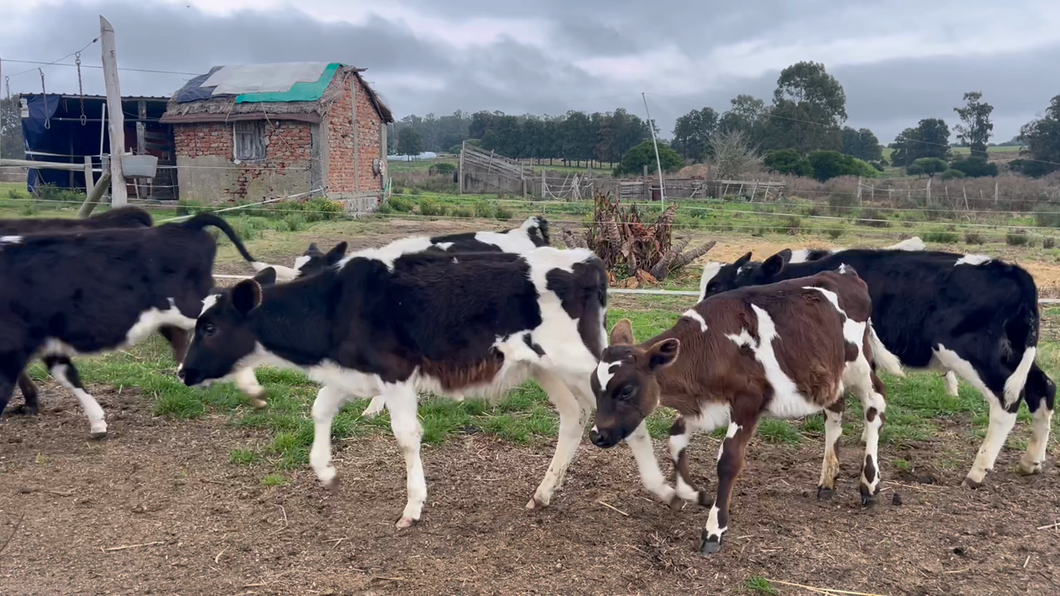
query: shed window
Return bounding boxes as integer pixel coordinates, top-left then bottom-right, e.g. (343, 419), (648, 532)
(234, 121), (265, 161)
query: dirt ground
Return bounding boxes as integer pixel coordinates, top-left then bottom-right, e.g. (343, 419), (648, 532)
(2, 386), (1058, 596)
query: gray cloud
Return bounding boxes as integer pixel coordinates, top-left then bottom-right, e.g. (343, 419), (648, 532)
(2, 0), (1057, 143)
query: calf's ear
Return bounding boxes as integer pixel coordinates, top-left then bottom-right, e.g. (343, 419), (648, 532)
(733, 252), (753, 268)
(325, 241), (348, 264)
(232, 279), (263, 315)
(305, 242), (322, 257)
(610, 319), (635, 346)
(647, 338), (680, 370)
(762, 249), (791, 277)
(253, 267), (277, 286)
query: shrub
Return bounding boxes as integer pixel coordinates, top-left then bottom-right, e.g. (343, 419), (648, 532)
(282, 214), (306, 232)
(614, 140), (683, 176)
(827, 193), (856, 216)
(826, 225), (846, 239)
(1035, 210), (1060, 228)
(494, 204), (513, 220)
(950, 156), (999, 178)
(763, 149), (811, 177)
(857, 208), (890, 228)
(806, 150), (880, 181)
(375, 202), (394, 215)
(19, 202), (39, 216)
(451, 206), (473, 218)
(419, 198), (444, 216)
(388, 196), (414, 213)
(1007, 231), (1030, 246)
(941, 169), (966, 180)
(428, 162), (457, 175)
(923, 229), (958, 243)
(782, 216), (803, 235)
(473, 200), (494, 219)
(907, 158), (948, 178)
(7, 188), (20, 199)
(408, 187), (423, 196)
(1045, 238), (1056, 249)
(964, 231), (985, 245)
(801, 203), (824, 217)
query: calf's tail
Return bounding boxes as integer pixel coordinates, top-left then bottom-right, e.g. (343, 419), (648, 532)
(1002, 266), (1041, 408)
(867, 321), (904, 377)
(181, 213), (258, 265)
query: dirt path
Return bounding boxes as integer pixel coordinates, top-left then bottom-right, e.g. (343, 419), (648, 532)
(2, 386), (1058, 595)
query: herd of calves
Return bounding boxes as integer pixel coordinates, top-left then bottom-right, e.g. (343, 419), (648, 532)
(0, 207), (1054, 554)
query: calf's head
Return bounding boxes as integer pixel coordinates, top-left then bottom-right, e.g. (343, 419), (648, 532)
(295, 241), (348, 277)
(179, 275), (267, 387)
(589, 319), (680, 448)
(699, 249), (792, 298)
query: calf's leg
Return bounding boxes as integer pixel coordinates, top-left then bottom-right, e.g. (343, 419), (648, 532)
(361, 395), (386, 417)
(16, 371), (40, 415)
(626, 420), (677, 505)
(233, 367), (267, 409)
(159, 325), (189, 363)
(817, 399), (845, 499)
(44, 356), (107, 439)
(528, 372), (590, 508)
(669, 416), (713, 506)
(701, 416), (756, 555)
(1019, 365), (1055, 475)
(383, 383), (427, 527)
(945, 371), (960, 397)
(309, 385), (349, 489)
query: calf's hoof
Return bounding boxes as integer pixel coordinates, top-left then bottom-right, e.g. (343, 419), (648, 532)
(961, 476), (983, 490)
(1017, 460), (1043, 476)
(322, 476), (341, 492)
(395, 516), (418, 529)
(816, 486), (836, 500)
(89, 430), (108, 440)
(10, 404), (39, 416)
(668, 494), (684, 511)
(525, 495), (547, 510)
(699, 531), (723, 555)
(251, 398), (267, 409)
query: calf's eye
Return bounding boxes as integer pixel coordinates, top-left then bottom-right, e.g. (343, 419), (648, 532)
(202, 323), (216, 336)
(619, 385), (635, 399)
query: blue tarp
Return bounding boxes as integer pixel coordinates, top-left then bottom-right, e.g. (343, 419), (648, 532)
(20, 94), (85, 193)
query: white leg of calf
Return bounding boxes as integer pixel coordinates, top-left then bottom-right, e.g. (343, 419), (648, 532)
(383, 383), (426, 527)
(668, 418), (706, 503)
(1019, 406), (1053, 475)
(627, 421), (676, 505)
(945, 371), (960, 397)
(361, 395), (386, 418)
(51, 361), (107, 438)
(233, 367), (266, 408)
(965, 396), (1017, 488)
(310, 385), (349, 489)
(528, 373), (588, 509)
(817, 408), (844, 497)
(845, 358), (885, 503)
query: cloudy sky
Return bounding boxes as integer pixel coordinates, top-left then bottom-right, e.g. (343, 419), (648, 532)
(2, 0), (1058, 144)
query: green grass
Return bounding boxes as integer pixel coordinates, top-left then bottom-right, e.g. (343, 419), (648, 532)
(744, 576), (777, 595)
(261, 474), (288, 486)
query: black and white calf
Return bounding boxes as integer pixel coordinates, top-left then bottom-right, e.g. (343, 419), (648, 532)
(0, 214), (259, 436)
(699, 248), (1055, 487)
(179, 239), (609, 526)
(0, 206), (161, 415)
(591, 269), (886, 554)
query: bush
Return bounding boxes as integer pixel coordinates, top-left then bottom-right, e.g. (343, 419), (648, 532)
(923, 228), (958, 243)
(941, 169), (966, 180)
(907, 158), (948, 178)
(7, 188), (20, 199)
(826, 225), (846, 239)
(614, 140), (683, 176)
(282, 214), (307, 232)
(408, 187), (423, 196)
(827, 193), (857, 216)
(806, 151), (880, 181)
(298, 197), (344, 222)
(473, 200), (494, 219)
(869, 161), (886, 172)
(494, 204), (513, 220)
(428, 162), (457, 175)
(763, 150), (812, 177)
(782, 216), (804, 235)
(388, 196), (414, 213)
(1045, 238), (1056, 249)
(376, 202), (394, 214)
(33, 183), (85, 203)
(1007, 231), (1030, 246)
(857, 208), (890, 228)
(950, 156), (999, 178)
(1035, 210), (1060, 228)
(964, 231), (985, 245)
(451, 206), (473, 218)
(419, 198), (444, 216)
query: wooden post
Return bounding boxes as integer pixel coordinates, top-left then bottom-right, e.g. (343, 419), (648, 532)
(643, 164), (649, 200)
(79, 156), (110, 218)
(749, 180), (758, 202)
(136, 100), (146, 156)
(926, 177), (931, 206)
(856, 177), (862, 205)
(458, 140), (465, 194)
(995, 182), (999, 206)
(541, 167), (545, 198)
(99, 16), (127, 206)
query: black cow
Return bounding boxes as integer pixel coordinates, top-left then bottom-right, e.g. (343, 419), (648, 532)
(699, 248), (1055, 487)
(0, 207), (162, 414)
(179, 242), (608, 526)
(0, 213), (258, 437)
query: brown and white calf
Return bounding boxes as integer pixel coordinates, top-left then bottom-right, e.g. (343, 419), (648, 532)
(590, 268), (887, 554)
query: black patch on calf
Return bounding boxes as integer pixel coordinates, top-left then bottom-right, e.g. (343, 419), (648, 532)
(866, 407), (877, 422)
(844, 341), (859, 362)
(523, 334), (546, 357)
(546, 258), (609, 357)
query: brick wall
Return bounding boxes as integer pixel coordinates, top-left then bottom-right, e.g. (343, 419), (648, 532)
(324, 71), (384, 195)
(173, 120), (313, 202)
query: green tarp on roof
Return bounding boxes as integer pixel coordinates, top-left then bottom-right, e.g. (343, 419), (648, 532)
(233, 63), (342, 104)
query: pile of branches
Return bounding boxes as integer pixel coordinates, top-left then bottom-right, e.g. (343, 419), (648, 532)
(564, 191), (715, 287)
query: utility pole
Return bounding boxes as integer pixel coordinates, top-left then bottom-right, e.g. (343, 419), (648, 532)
(641, 92), (665, 208)
(100, 16), (127, 206)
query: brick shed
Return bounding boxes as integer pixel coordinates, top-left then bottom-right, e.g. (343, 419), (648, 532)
(160, 62), (394, 210)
